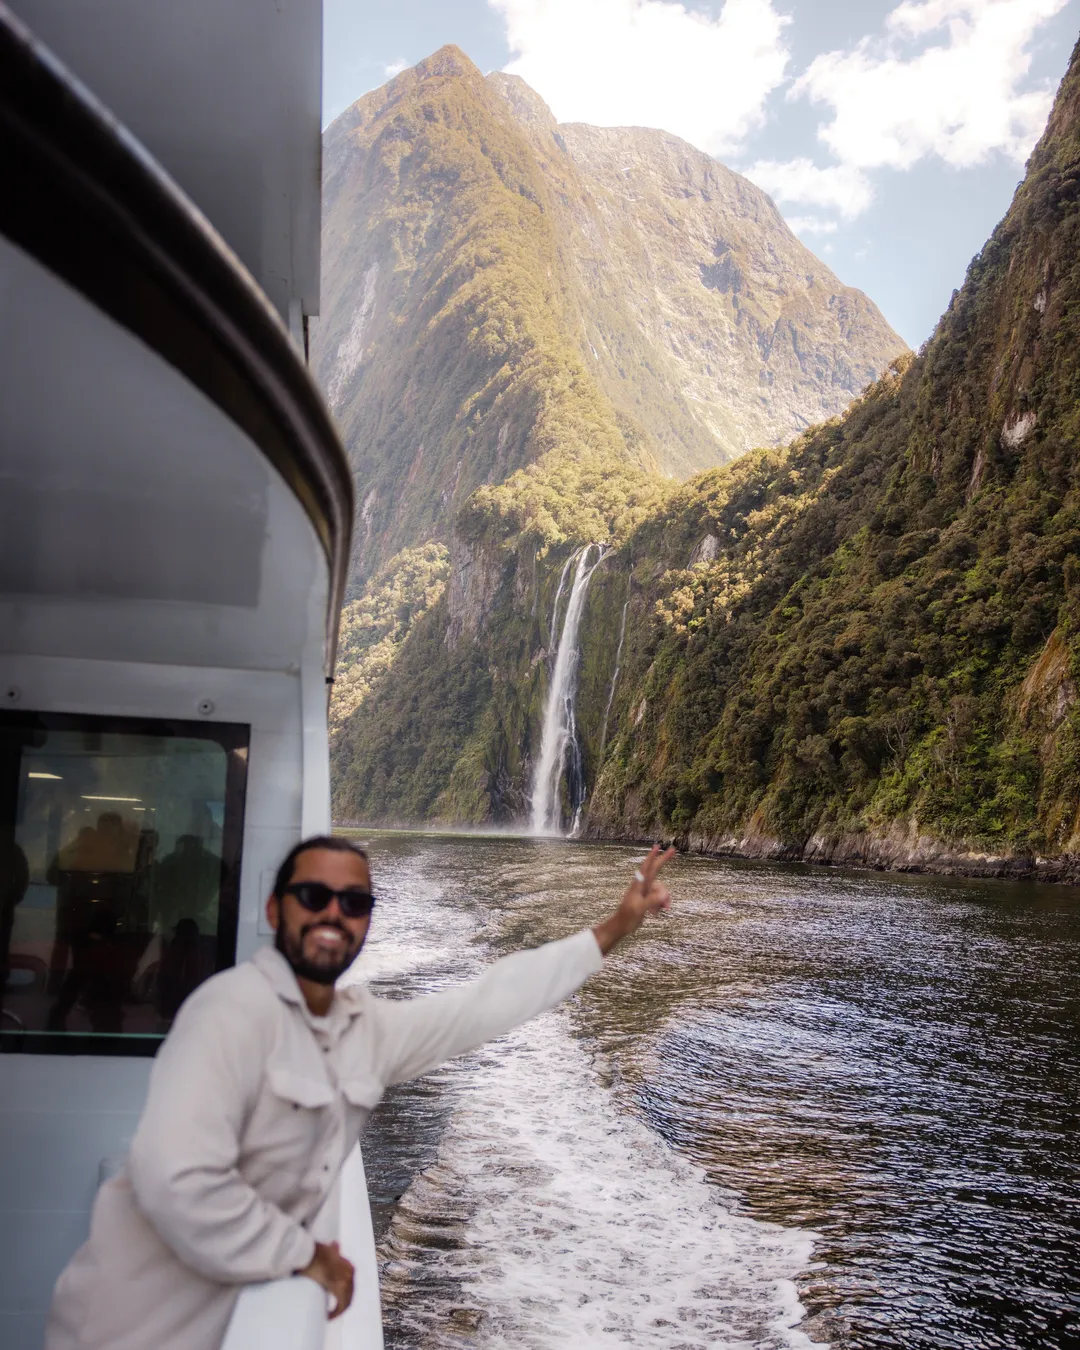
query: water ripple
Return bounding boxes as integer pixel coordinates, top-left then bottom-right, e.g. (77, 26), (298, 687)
(350, 833), (1080, 1350)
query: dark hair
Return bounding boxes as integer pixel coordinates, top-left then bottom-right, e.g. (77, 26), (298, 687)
(273, 835), (369, 898)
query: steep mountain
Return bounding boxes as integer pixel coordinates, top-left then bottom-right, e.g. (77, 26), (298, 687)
(334, 38), (1080, 879)
(486, 72), (902, 472)
(313, 47), (903, 588)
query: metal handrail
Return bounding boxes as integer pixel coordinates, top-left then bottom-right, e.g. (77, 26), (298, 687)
(221, 1276), (327, 1350)
(221, 1147), (383, 1350)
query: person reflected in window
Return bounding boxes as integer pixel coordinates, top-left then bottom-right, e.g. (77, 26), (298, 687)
(151, 832), (221, 938)
(46, 811), (141, 1032)
(156, 915), (213, 1020)
(45, 835), (675, 1350)
(45, 825), (94, 993)
(0, 833), (29, 1019)
(131, 826), (160, 933)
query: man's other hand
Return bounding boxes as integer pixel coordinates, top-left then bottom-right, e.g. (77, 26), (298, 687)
(298, 1240), (355, 1319)
(592, 844), (676, 955)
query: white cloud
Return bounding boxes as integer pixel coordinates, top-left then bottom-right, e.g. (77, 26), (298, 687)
(795, 0), (1069, 172)
(488, 0), (1067, 232)
(784, 215), (840, 236)
(489, 0), (790, 155)
(746, 157), (875, 218)
(384, 59), (409, 78)
(745, 0), (1065, 227)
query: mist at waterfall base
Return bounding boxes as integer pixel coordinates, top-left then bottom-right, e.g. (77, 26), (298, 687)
(530, 544), (608, 838)
(351, 832), (1080, 1350)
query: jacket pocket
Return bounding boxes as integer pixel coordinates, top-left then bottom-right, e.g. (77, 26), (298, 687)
(267, 1067), (336, 1110)
(341, 1076), (384, 1112)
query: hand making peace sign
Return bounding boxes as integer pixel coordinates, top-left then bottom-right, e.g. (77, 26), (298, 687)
(592, 843), (677, 954)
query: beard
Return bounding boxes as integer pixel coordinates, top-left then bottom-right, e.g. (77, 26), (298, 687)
(275, 918), (364, 986)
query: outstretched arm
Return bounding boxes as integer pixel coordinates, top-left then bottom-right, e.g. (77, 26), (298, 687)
(374, 845), (676, 1086)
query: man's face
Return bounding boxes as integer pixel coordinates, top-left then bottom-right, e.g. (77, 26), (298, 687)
(268, 847), (373, 986)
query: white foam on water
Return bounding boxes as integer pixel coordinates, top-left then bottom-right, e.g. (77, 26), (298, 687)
(340, 868), (478, 988)
(360, 843), (821, 1347)
(412, 1011), (823, 1350)
(344, 939), (449, 986)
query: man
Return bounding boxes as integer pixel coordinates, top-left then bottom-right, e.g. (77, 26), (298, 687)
(45, 835), (675, 1350)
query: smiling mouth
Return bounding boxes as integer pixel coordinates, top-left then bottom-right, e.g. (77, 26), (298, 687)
(304, 924), (351, 951)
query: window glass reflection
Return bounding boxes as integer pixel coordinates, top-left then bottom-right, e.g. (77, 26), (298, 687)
(0, 715), (246, 1050)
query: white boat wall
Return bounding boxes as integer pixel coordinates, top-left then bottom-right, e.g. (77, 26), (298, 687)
(0, 5), (379, 1347)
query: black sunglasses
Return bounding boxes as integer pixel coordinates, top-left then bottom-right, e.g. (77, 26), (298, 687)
(283, 882), (376, 920)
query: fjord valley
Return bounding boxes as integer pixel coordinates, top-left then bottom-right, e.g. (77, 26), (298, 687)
(326, 40), (1080, 881)
(319, 39), (1080, 1350)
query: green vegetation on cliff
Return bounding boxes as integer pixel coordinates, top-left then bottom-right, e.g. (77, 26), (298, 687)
(334, 40), (1080, 868)
(329, 543), (450, 749)
(590, 41), (1080, 860)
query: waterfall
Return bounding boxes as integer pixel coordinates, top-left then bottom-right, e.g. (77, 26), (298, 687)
(530, 545), (606, 836)
(598, 592), (630, 762)
(548, 552), (576, 646)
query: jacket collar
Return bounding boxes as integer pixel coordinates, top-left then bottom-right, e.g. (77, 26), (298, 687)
(250, 944), (366, 1019)
(251, 944), (305, 1006)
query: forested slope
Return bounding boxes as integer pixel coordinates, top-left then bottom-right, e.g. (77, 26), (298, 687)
(582, 40), (1080, 870)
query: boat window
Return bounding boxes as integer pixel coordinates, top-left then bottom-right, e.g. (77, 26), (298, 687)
(0, 711), (247, 1055)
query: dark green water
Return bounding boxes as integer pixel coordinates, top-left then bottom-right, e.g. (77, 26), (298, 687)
(351, 832), (1080, 1349)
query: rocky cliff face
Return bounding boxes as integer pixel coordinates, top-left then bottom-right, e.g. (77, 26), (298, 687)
(487, 73), (902, 475)
(315, 46), (612, 592)
(313, 47), (903, 588)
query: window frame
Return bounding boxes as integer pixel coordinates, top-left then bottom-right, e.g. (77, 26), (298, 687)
(0, 708), (249, 1057)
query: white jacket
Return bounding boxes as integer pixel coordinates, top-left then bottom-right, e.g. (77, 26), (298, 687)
(45, 928), (603, 1350)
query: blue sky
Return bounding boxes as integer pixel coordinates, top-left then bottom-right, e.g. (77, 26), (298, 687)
(323, 1), (1080, 348)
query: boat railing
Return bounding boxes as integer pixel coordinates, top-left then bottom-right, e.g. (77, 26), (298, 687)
(221, 1276), (327, 1350)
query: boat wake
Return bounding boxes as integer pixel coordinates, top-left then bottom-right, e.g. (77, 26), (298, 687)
(358, 840), (820, 1349)
(379, 1009), (820, 1349)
